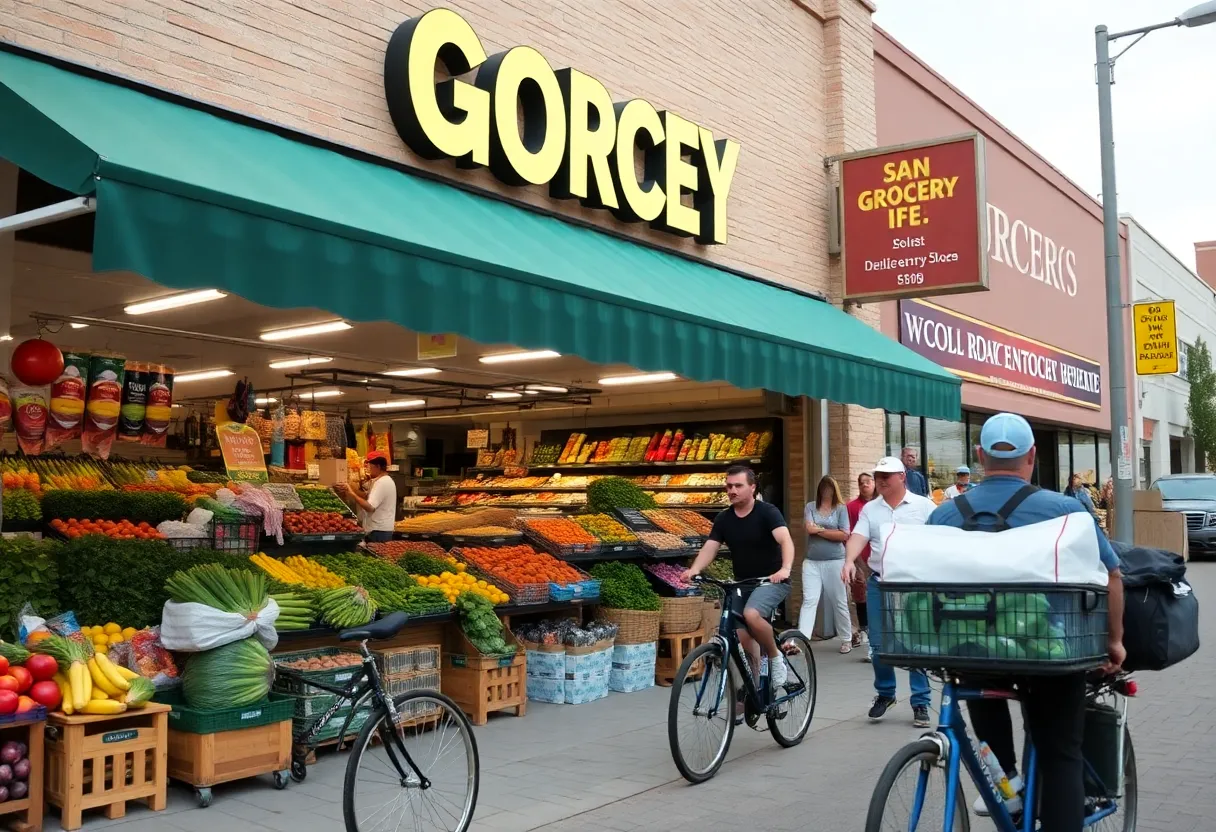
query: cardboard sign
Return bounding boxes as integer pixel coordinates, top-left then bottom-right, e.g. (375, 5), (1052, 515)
(1133, 300), (1179, 375)
(466, 429), (489, 449)
(418, 332), (458, 360)
(217, 422), (269, 483)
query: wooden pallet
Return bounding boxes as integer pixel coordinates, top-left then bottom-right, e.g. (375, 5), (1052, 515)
(442, 630), (526, 726)
(45, 704), (170, 831)
(656, 630), (706, 687)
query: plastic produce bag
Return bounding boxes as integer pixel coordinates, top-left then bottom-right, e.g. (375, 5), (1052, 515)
(18, 603), (81, 645)
(111, 627), (181, 688)
(160, 598), (281, 652)
(186, 507), (215, 526)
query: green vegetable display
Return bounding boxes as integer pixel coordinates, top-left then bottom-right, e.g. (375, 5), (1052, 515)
(193, 496), (245, 522)
(590, 561), (662, 611)
(182, 637), (274, 709)
(1, 489), (41, 524)
(41, 490), (188, 525)
(0, 537), (59, 640)
(586, 477), (657, 514)
(186, 470), (229, 484)
(165, 564), (268, 615)
(455, 592), (509, 654)
(312, 553), (451, 613)
(295, 486), (350, 513)
(397, 553), (454, 577)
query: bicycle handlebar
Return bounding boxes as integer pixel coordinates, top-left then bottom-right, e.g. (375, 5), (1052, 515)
(690, 575), (771, 590)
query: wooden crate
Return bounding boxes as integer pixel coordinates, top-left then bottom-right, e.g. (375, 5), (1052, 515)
(45, 704), (170, 831)
(167, 719), (292, 804)
(656, 631), (705, 687)
(0, 716), (45, 832)
(442, 630), (526, 726)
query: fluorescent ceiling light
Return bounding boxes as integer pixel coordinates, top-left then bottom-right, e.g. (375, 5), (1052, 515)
(260, 320), (352, 341)
(124, 289), (227, 315)
(383, 367), (441, 377)
(597, 371), (679, 386)
(525, 385), (568, 394)
(486, 391), (523, 399)
(175, 369), (235, 383)
(70, 323), (89, 329)
(368, 399), (427, 411)
(301, 389), (344, 400)
(255, 397), (278, 405)
(268, 356), (333, 369)
(478, 350), (561, 364)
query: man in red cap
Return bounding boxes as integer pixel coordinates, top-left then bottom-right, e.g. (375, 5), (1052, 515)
(337, 451), (397, 542)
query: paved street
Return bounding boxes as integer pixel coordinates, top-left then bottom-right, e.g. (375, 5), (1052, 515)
(58, 563), (1213, 832)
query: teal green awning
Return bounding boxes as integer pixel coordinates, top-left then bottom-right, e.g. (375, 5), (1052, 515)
(0, 48), (960, 419)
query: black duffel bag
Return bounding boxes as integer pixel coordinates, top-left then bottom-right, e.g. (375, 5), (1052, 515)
(1113, 541), (1199, 672)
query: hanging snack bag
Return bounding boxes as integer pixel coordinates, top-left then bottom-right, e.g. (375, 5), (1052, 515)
(118, 360), (150, 443)
(11, 384), (50, 455)
(141, 364), (174, 447)
(81, 353), (126, 458)
(44, 351), (89, 450)
(0, 375), (11, 442)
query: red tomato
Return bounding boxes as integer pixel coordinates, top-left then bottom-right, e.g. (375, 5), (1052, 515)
(28, 680), (61, 710)
(8, 666), (33, 694)
(0, 676), (19, 694)
(0, 691), (16, 715)
(23, 654), (58, 682)
(0, 656), (9, 676)
(15, 695), (37, 714)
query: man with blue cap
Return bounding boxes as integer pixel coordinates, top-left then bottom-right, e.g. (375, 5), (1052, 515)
(927, 413), (1125, 830)
(943, 465), (971, 500)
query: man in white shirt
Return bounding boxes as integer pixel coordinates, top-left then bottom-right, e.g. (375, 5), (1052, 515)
(943, 465), (972, 500)
(338, 452), (398, 542)
(842, 456), (937, 727)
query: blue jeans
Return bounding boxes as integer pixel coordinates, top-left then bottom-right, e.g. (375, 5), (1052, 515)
(868, 576), (931, 707)
(365, 530), (394, 543)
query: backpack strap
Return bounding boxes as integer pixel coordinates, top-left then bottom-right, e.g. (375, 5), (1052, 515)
(993, 484), (1040, 528)
(953, 494), (977, 525)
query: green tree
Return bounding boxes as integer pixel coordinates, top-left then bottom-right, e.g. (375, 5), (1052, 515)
(1187, 338), (1216, 471)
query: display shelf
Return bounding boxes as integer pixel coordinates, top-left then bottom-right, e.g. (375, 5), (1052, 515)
(469, 457), (763, 474)
(407, 502), (728, 513)
(453, 485), (726, 492)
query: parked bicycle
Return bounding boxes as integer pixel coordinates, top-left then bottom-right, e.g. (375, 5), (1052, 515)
(865, 671), (1136, 831)
(667, 576), (816, 783)
(277, 611), (480, 832)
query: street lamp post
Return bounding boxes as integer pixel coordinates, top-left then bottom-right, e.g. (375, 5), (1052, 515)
(1095, 1), (1216, 543)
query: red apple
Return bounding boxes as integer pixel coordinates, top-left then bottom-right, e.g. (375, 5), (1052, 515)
(0, 692), (17, 716)
(0, 678), (18, 695)
(23, 655), (57, 682)
(28, 680), (60, 710)
(8, 668), (32, 694)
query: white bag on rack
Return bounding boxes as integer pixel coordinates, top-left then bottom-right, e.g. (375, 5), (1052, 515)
(160, 598), (281, 652)
(880, 512), (1109, 587)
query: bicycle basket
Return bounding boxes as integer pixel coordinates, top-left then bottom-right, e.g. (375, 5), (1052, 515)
(875, 583), (1109, 675)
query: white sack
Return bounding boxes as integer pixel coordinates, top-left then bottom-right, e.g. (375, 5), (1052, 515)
(160, 598), (280, 652)
(880, 511), (1108, 587)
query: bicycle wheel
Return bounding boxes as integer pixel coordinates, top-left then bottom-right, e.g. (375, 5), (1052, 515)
(768, 629), (816, 748)
(1090, 730), (1137, 832)
(343, 690), (479, 832)
(668, 641), (735, 784)
(865, 739), (970, 832)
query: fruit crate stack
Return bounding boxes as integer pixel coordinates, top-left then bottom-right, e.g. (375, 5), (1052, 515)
(272, 648), (370, 744)
(373, 645), (443, 725)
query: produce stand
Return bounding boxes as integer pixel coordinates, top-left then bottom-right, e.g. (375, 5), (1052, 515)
(157, 692), (294, 807)
(45, 703), (170, 831)
(0, 715), (45, 832)
(442, 630), (526, 726)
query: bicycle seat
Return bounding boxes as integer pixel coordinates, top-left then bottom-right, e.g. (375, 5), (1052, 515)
(338, 611), (410, 642)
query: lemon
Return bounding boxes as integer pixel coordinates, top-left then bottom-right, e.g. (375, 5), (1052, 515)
(476, 580), (487, 588)
(122, 627), (137, 640)
(108, 633), (124, 645)
(104, 623), (121, 635)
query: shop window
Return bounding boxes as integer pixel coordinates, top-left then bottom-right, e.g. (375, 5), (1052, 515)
(924, 418), (965, 496)
(966, 415), (985, 481)
(885, 412), (903, 458)
(1073, 432), (1097, 487)
(1180, 342), (1190, 379)
(1058, 433), (1073, 492)
(1098, 435), (1111, 485)
(902, 417), (922, 467)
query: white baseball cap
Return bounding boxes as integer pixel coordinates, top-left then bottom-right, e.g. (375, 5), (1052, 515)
(874, 456), (906, 474)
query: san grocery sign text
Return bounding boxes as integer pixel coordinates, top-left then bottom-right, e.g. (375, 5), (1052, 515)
(384, 8), (740, 244)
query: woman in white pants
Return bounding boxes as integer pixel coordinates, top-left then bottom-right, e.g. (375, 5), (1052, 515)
(799, 476), (854, 652)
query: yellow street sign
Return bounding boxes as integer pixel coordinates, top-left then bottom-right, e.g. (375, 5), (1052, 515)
(1133, 300), (1179, 375)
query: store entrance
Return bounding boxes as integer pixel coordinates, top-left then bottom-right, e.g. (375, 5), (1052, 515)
(1032, 428), (1060, 491)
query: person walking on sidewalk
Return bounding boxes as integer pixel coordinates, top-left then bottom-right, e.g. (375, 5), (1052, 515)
(842, 456), (937, 727)
(799, 476), (853, 653)
(846, 472), (876, 658)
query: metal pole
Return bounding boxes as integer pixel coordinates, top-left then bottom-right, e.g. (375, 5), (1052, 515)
(1096, 25), (1134, 543)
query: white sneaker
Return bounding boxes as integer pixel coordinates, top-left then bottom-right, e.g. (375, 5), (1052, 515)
(770, 655), (788, 688)
(864, 645), (873, 663)
(974, 774), (1023, 816)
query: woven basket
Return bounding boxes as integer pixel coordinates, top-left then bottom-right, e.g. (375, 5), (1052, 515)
(702, 599), (721, 637)
(660, 596), (704, 635)
(598, 607), (660, 645)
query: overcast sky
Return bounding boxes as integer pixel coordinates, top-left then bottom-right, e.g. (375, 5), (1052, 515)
(874, 1), (1215, 271)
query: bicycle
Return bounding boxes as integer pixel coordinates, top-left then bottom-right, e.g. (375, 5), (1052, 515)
(276, 611), (480, 832)
(667, 576), (817, 783)
(865, 671), (1137, 831)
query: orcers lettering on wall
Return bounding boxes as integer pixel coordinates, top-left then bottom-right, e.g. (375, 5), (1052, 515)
(986, 204), (1078, 297)
(383, 8), (741, 244)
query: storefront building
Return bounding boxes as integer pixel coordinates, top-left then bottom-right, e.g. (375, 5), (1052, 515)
(1126, 215), (1211, 485)
(871, 27), (1127, 496)
(0, 0), (963, 591)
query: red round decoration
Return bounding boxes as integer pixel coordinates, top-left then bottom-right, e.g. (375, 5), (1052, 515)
(10, 339), (64, 386)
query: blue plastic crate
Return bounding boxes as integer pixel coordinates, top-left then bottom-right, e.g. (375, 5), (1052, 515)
(550, 577), (601, 603)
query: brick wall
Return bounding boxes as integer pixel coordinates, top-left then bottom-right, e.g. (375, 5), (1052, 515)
(0, 0), (875, 300)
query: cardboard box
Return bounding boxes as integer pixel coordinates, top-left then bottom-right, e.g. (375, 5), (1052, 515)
(1132, 509), (1189, 561)
(1133, 490), (1164, 511)
(316, 458), (347, 486)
